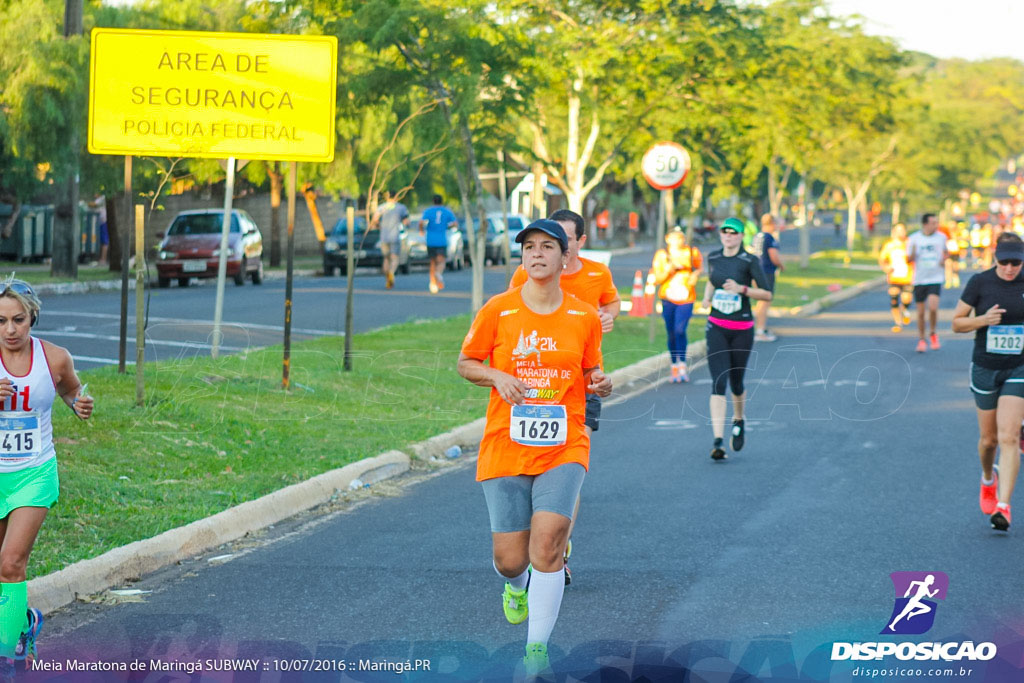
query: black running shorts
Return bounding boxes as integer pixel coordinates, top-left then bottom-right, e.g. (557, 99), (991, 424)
(970, 362), (1024, 410)
(584, 394), (601, 431)
(913, 284), (941, 303)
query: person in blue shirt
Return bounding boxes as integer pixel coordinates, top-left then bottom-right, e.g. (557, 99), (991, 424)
(751, 213), (783, 341)
(419, 194), (458, 294)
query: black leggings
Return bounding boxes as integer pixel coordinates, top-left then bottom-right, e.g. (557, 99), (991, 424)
(705, 322), (754, 396)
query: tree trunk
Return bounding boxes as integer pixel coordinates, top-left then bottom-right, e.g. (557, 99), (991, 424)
(302, 185), (326, 251)
(767, 159), (779, 218)
(662, 189), (675, 239)
(530, 160), (545, 219)
(106, 197), (121, 272)
(767, 157), (791, 219)
(798, 176), (810, 268)
(269, 161), (283, 267)
(686, 171), (704, 243)
(564, 73), (582, 214)
(843, 179), (872, 263)
(844, 186), (858, 261)
(53, 0), (82, 278)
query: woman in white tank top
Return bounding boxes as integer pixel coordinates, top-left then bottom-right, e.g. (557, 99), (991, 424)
(0, 279), (92, 668)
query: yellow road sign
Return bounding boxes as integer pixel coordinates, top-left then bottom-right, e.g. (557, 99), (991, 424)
(89, 29), (337, 162)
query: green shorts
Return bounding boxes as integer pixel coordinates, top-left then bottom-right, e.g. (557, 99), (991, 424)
(0, 458), (59, 519)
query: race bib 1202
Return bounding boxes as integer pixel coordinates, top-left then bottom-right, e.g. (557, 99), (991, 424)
(987, 324), (1024, 355)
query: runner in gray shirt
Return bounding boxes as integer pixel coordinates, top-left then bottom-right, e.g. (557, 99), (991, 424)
(372, 190), (409, 289)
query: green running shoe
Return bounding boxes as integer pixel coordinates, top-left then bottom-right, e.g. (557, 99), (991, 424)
(14, 608), (42, 665)
(522, 642), (551, 677)
(503, 583), (528, 624)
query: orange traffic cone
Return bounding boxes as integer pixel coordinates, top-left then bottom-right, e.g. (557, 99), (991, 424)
(644, 270), (657, 315)
(628, 270), (647, 317)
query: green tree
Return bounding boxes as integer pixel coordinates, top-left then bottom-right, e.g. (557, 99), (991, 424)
(299, 0), (528, 311)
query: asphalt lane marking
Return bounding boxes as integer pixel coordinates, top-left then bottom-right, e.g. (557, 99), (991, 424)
(45, 310), (338, 336)
(40, 330), (247, 352)
(294, 287), (471, 299)
(72, 355), (134, 366)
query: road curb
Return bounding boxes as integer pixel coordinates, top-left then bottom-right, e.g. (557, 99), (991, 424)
(30, 449), (408, 615)
(29, 269), (867, 615)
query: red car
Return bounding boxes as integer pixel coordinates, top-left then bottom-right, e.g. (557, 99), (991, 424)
(155, 209), (264, 287)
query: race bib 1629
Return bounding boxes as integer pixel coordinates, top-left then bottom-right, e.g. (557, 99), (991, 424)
(510, 404), (568, 447)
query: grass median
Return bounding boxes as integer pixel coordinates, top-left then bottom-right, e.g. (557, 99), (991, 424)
(37, 312), (701, 577)
(770, 252), (881, 309)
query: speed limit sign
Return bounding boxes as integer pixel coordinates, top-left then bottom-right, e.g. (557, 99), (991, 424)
(642, 142), (690, 191)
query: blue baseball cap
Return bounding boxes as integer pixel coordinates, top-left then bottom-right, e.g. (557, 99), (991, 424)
(995, 239), (1024, 261)
(515, 219), (568, 251)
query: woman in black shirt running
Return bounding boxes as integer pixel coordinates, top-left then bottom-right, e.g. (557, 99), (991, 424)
(701, 218), (772, 460)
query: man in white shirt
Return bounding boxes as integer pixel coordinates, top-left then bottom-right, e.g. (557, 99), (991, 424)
(906, 213), (947, 353)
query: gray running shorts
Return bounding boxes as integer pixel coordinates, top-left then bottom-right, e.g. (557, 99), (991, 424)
(480, 463), (586, 533)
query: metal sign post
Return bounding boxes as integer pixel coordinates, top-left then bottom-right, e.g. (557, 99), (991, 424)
(134, 204), (145, 405)
(641, 141), (692, 344)
(282, 163), (297, 389)
(210, 157), (236, 359)
(343, 205), (356, 371)
(118, 155), (131, 373)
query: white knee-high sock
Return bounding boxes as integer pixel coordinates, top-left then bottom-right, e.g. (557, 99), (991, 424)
(526, 568), (565, 645)
(494, 560), (530, 591)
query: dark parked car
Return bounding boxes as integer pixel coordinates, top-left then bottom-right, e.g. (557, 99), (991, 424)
(155, 209), (264, 288)
(458, 216), (510, 265)
(322, 216), (410, 276)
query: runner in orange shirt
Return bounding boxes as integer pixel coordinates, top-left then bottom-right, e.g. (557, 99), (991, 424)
(508, 209), (619, 586)
(459, 219), (611, 676)
(652, 229), (702, 382)
(878, 223), (913, 333)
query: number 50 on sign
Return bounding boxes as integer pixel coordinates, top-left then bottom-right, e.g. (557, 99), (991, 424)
(641, 141), (691, 191)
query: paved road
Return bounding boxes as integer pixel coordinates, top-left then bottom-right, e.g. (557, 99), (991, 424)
(37, 275), (1024, 681)
(38, 224), (841, 371)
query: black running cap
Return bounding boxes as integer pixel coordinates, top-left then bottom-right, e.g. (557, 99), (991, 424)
(515, 219), (568, 251)
(995, 241), (1024, 261)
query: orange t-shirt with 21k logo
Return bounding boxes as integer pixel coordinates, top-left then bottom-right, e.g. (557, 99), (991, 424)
(461, 287), (603, 481)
